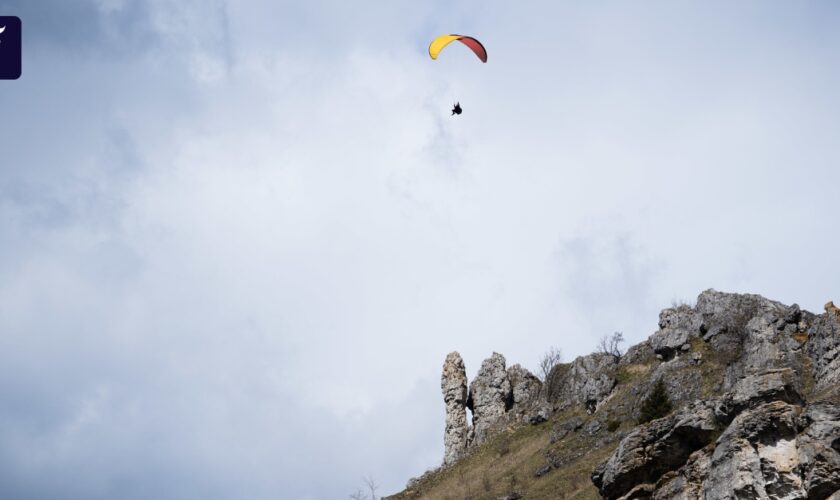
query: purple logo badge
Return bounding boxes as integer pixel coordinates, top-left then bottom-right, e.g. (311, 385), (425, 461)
(0, 16), (22, 80)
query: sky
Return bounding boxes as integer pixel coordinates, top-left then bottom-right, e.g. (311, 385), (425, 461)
(1, 1), (840, 498)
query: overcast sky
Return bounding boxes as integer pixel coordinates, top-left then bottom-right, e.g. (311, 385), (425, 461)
(1, 1), (839, 498)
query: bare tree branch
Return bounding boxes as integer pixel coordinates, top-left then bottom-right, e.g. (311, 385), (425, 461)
(538, 346), (563, 381)
(597, 331), (625, 358)
(363, 475), (379, 500)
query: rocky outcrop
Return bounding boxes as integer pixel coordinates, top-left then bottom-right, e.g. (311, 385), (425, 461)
(439, 352), (544, 464)
(589, 290), (840, 499)
(592, 401), (721, 499)
(717, 368), (804, 419)
(417, 290), (840, 498)
(546, 352), (618, 413)
(652, 447), (712, 500)
(694, 290), (788, 329)
(593, 370), (840, 499)
(703, 401), (803, 499)
(468, 353), (513, 446)
(808, 302), (840, 394)
(507, 364), (541, 410)
(507, 363), (547, 423)
(649, 305), (701, 360)
(798, 403), (840, 498)
(721, 309), (806, 392)
(638, 289), (820, 406)
(441, 352), (469, 465)
(699, 399), (840, 499)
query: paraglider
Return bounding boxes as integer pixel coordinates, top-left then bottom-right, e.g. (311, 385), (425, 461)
(429, 34), (486, 116)
(428, 35), (487, 63)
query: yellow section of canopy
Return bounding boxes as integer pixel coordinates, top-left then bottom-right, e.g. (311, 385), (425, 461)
(428, 34), (463, 60)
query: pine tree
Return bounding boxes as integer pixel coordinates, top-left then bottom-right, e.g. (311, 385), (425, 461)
(638, 378), (673, 424)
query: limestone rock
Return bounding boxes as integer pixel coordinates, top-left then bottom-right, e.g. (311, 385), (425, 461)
(703, 401), (805, 499)
(467, 352), (512, 446)
(807, 302), (840, 393)
(647, 357), (706, 409)
(621, 340), (656, 365)
(785, 303), (803, 324)
(798, 403), (840, 499)
(591, 291), (840, 499)
(546, 352), (618, 413)
(596, 397), (840, 499)
(422, 290), (840, 498)
(527, 403), (551, 425)
(507, 364), (542, 415)
(650, 305), (701, 360)
(694, 289), (787, 325)
(716, 368), (804, 421)
(651, 447), (712, 500)
(439, 353), (550, 467)
(441, 351), (469, 465)
(592, 401), (720, 499)
(722, 314), (802, 391)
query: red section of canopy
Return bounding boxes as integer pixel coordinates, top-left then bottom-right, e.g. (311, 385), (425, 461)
(456, 36), (487, 63)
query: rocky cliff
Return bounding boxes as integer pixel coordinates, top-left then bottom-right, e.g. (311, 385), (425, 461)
(388, 290), (840, 499)
(441, 352), (547, 464)
(591, 291), (840, 499)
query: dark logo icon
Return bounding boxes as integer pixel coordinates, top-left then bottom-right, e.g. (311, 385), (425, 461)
(0, 16), (21, 80)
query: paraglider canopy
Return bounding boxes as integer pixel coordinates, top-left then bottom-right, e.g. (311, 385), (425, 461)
(429, 35), (487, 63)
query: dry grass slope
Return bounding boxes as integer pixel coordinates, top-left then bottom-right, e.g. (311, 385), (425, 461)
(388, 416), (612, 499)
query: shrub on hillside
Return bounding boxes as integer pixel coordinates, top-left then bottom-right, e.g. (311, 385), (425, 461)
(638, 379), (673, 424)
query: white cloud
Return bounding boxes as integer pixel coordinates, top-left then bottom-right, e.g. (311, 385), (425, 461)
(1, 1), (840, 498)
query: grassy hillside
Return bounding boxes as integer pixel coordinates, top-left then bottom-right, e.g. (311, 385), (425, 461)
(387, 336), (738, 499)
(387, 291), (840, 499)
(388, 415), (612, 499)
